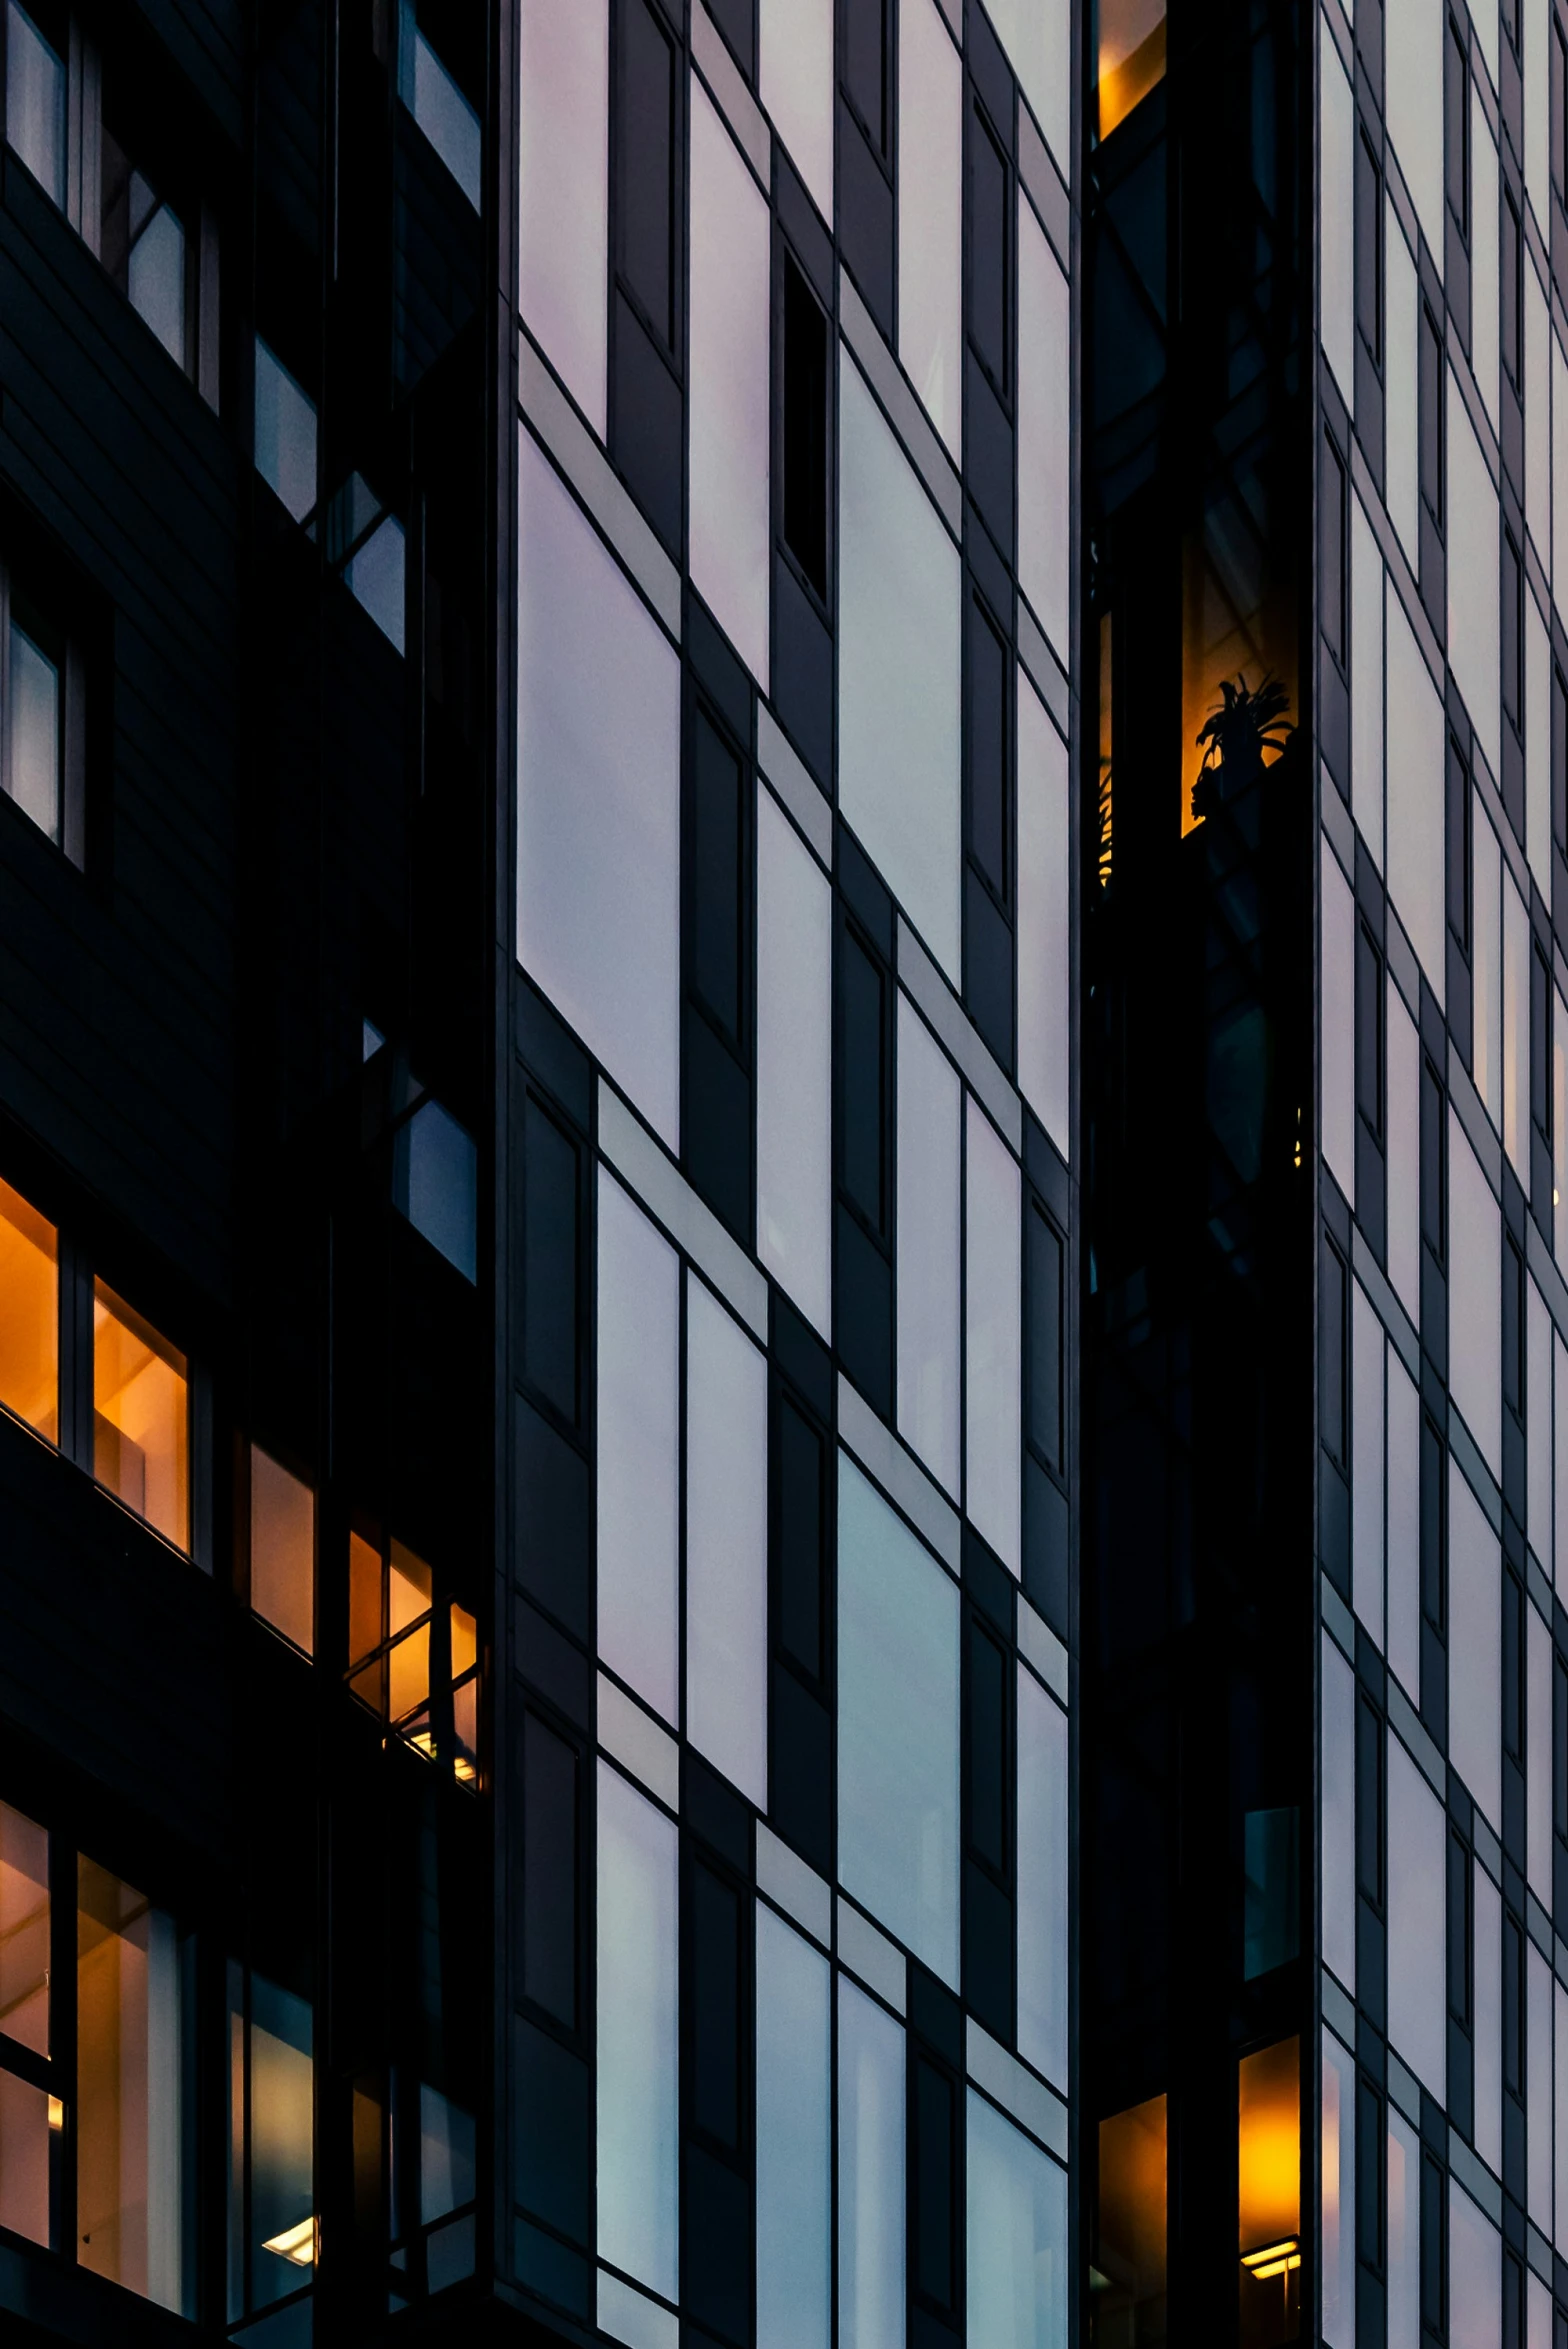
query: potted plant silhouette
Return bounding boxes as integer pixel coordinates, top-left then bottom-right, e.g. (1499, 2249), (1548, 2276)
(1190, 673), (1294, 826)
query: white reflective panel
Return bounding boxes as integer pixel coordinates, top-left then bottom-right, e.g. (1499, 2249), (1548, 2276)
(1387, 2105), (1421, 2349)
(1532, 2270), (1554, 2349)
(597, 1761), (679, 2302)
(756, 787), (832, 1335)
(1528, 592), (1552, 891)
(760, 0), (833, 215)
(685, 1276), (768, 1808)
(756, 1910), (831, 2349)
(1448, 1457), (1502, 1832)
(898, 0), (962, 457)
(966, 1098), (1022, 1575)
(1387, 1353), (1420, 1703)
(1322, 1631), (1357, 1995)
(1386, 593), (1446, 1003)
(1351, 497), (1384, 866)
(1017, 669), (1070, 1157)
(596, 1171), (681, 1723)
(1385, 0), (1443, 259)
(1528, 0), (1551, 219)
(1386, 1730), (1446, 2100)
(1018, 197), (1070, 659)
(1474, 1859), (1503, 2173)
(1471, 99), (1499, 433)
(1526, 266), (1550, 576)
(1321, 2031), (1357, 2349)
(1529, 1940), (1553, 2230)
(984, 0), (1069, 176)
(1472, 807), (1503, 1128)
(517, 433), (681, 1144)
(1387, 977), (1420, 1323)
(897, 997), (962, 1497)
(1529, 1599), (1553, 1903)
(518, 0), (608, 434)
(1016, 1663), (1068, 2091)
(1449, 2181), (1501, 2349)
(1472, 0), (1497, 82)
(1529, 1281), (1553, 1574)
(1504, 874), (1531, 1174)
(1385, 211), (1420, 566)
(966, 2091), (1068, 2349)
(1322, 838), (1357, 1198)
(839, 352), (962, 981)
(1448, 1109), (1502, 1479)
(837, 1976), (905, 2349)
(1352, 1285), (1386, 1648)
(1321, 35), (1356, 413)
(1557, 1980), (1568, 2245)
(837, 1455), (961, 1984)
(690, 81), (771, 689)
(1557, 1332), (1568, 1595)
(1449, 369), (1502, 781)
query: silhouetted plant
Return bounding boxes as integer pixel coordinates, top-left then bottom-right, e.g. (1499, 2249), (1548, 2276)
(1191, 674), (1294, 824)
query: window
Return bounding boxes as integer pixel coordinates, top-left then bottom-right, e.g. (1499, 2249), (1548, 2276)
(1502, 190), (1521, 389)
(1556, 22), (1568, 202)
(968, 106), (1010, 395)
(1321, 433), (1347, 666)
(93, 1280), (189, 1552)
(247, 1444), (314, 1657)
(6, 0), (64, 207)
(967, 596), (1010, 907)
(0, 1799), (51, 2248)
(227, 1970), (314, 2319)
(1446, 17), (1469, 240)
(782, 256), (829, 598)
(325, 474), (407, 655)
(1356, 131), (1382, 363)
(617, 0), (676, 352)
(839, 927), (889, 1239)
(397, 0), (481, 209)
(347, 1529), (479, 1785)
(0, 1174), (56, 1438)
(393, 1097), (477, 1279)
(1094, 0), (1167, 139)
(254, 339), (318, 523)
(1356, 922), (1384, 1141)
(1503, 534), (1523, 732)
(1419, 306), (1443, 523)
(843, 0), (888, 153)
(101, 136), (191, 371)
(0, 563), (84, 858)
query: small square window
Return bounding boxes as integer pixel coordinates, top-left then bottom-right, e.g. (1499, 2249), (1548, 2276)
(346, 1528), (478, 1785)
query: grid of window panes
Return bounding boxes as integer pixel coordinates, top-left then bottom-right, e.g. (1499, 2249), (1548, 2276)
(511, 0), (1077, 2342)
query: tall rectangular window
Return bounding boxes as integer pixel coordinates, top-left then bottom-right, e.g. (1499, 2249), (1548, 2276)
(782, 258), (829, 597)
(226, 1972), (315, 2320)
(1357, 131), (1382, 362)
(596, 1763), (679, 2301)
(1503, 534), (1523, 731)
(685, 1274), (769, 1810)
(1322, 433), (1347, 665)
(0, 1800), (49, 2249)
(1502, 190), (1522, 387)
(92, 1282), (189, 1554)
(618, 0), (676, 350)
(897, 995), (962, 1496)
(5, 0), (63, 207)
(840, 928), (889, 1239)
(837, 1976), (903, 2349)
(595, 1170), (680, 1723)
(756, 1910), (830, 2349)
(248, 1445), (315, 1656)
(968, 106), (1010, 394)
(1016, 1663), (1068, 2087)
(0, 1174), (56, 1439)
(968, 2092), (1067, 2349)
(690, 709), (747, 1051)
(1446, 16), (1470, 238)
(1419, 307), (1443, 523)
(1555, 22), (1568, 200)
(965, 1097), (1022, 1573)
(966, 597), (1010, 906)
(843, 0), (888, 153)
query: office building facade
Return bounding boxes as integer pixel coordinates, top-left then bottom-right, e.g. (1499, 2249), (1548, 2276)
(0, 0), (1077, 2346)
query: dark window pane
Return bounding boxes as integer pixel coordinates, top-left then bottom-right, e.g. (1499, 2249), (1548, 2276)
(1357, 2079), (1384, 2266)
(914, 2060), (955, 2309)
(1447, 1830), (1470, 2022)
(1028, 1205), (1064, 1473)
(1356, 1692), (1383, 1901)
(1504, 1239), (1523, 1416)
(1556, 25), (1568, 196)
(1555, 1655), (1568, 1840)
(778, 1398), (825, 1682)
(1419, 307), (1443, 521)
(691, 1865), (742, 2150)
(844, 0), (887, 150)
(1420, 1412), (1445, 1631)
(1420, 1059), (1445, 1260)
(1356, 924), (1383, 1137)
(619, 0), (675, 347)
(524, 1098), (580, 1423)
(522, 1714), (578, 2028)
(967, 597), (1009, 900)
(783, 257), (829, 597)
(1322, 1241), (1348, 1465)
(966, 1619), (1008, 1875)
(1322, 433), (1347, 664)
(1503, 535), (1522, 728)
(1503, 1572), (1523, 1759)
(1446, 17), (1469, 235)
(1555, 666), (1568, 852)
(968, 109), (1009, 389)
(1533, 948), (1551, 1141)
(1503, 192), (1521, 384)
(1503, 1912), (1523, 2091)
(1446, 735), (1470, 948)
(1356, 132), (1381, 360)
(840, 931), (886, 1233)
(691, 710), (744, 1044)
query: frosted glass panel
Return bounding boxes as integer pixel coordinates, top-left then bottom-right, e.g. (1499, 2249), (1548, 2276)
(1386, 1730), (1446, 2099)
(897, 996), (962, 1496)
(1448, 1457), (1502, 1833)
(1449, 369), (1501, 780)
(757, 1910), (831, 2349)
(1528, 1600), (1553, 1900)
(517, 432), (680, 1144)
(1387, 2106), (1420, 2349)
(519, 0), (608, 433)
(1387, 1353), (1420, 1702)
(1528, 1281), (1552, 1572)
(1557, 992), (1568, 1270)
(898, 0), (962, 457)
(1448, 1109), (1501, 1478)
(1017, 669), (1070, 1156)
(1554, 339), (1568, 626)
(1321, 38), (1355, 411)
(1472, 807), (1502, 1127)
(967, 2092), (1068, 2349)
(596, 1171), (680, 1723)
(1387, 977), (1420, 1322)
(1017, 1663), (1068, 2089)
(685, 1276), (768, 1807)
(1018, 198), (1070, 658)
(1321, 838), (1356, 1196)
(1385, 0), (1443, 257)
(1385, 212), (1419, 565)
(1321, 2031), (1356, 2349)
(597, 1762), (678, 2301)
(966, 1099), (1022, 1573)
(756, 786), (832, 1335)
(1528, 0), (1551, 215)
(839, 353), (962, 980)
(760, 0), (833, 215)
(1350, 498), (1384, 865)
(838, 1455), (961, 1983)
(1352, 1284), (1385, 1648)
(1449, 2180), (1501, 2349)
(690, 81), (771, 688)
(838, 1977), (905, 2349)
(1322, 1631), (1357, 1993)
(1386, 584), (1445, 1002)
(1474, 1860), (1502, 2171)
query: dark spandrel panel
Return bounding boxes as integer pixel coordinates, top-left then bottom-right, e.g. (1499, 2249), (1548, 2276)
(521, 1712), (580, 2030)
(514, 2216), (591, 2318)
(613, 292), (683, 553)
(1355, 1120), (1385, 1266)
(515, 1395), (591, 1641)
(689, 596), (754, 744)
(963, 1524), (1014, 1638)
(618, 0), (678, 347)
(962, 1860), (1013, 2041)
(843, 0), (888, 150)
(1355, 1898), (1385, 2032)
(968, 3), (1014, 149)
(514, 2018), (590, 2241)
(908, 1964), (963, 2067)
(1023, 1457), (1069, 1638)
(965, 354), (1014, 564)
(967, 596), (1010, 899)
(839, 929), (888, 1230)
(523, 1093), (581, 1425)
(783, 259), (830, 597)
(768, 1665), (833, 1873)
(1319, 637), (1349, 795)
(779, 1397), (827, 1681)
(839, 826), (895, 959)
(1320, 1455), (1350, 1597)
(838, 104), (894, 338)
(966, 1617), (1009, 1875)
(683, 1007), (752, 1242)
(518, 1597), (592, 1728)
(772, 1288), (833, 1419)
(691, 1863), (744, 2149)
(1027, 1204), (1064, 1474)
(913, 2057), (958, 2310)
(777, 149), (834, 300)
(683, 2144), (751, 2346)
(773, 567), (833, 787)
(685, 1749), (753, 1874)
(964, 868), (1014, 1070)
(394, 130), (481, 391)
(835, 1212), (892, 1418)
(968, 107), (1011, 390)
(691, 710), (747, 1043)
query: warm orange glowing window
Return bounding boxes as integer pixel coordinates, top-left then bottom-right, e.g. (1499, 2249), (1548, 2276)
(1097, 0), (1167, 139)
(347, 1532), (478, 1786)
(0, 1176), (57, 1440)
(1095, 2093), (1167, 2335)
(1181, 508), (1297, 836)
(92, 1282), (188, 1551)
(1239, 2037), (1301, 2347)
(249, 1445), (315, 1657)
(0, 1800), (49, 2058)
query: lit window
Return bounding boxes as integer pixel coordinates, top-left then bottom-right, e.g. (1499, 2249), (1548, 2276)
(1095, 2095), (1167, 2328)
(254, 339), (318, 524)
(92, 1280), (189, 1552)
(6, 0), (64, 207)
(1096, 0), (1166, 139)
(347, 1531), (478, 1785)
(76, 1857), (195, 2313)
(394, 1097), (477, 1279)
(249, 1445), (315, 1657)
(1238, 2038), (1301, 2342)
(228, 1969), (314, 2319)
(399, 3), (481, 209)
(0, 1174), (56, 1438)
(101, 133), (189, 370)
(0, 1800), (50, 2248)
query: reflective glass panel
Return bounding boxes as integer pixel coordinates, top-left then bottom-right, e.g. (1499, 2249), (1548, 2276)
(5, 2), (62, 206)
(8, 619), (60, 841)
